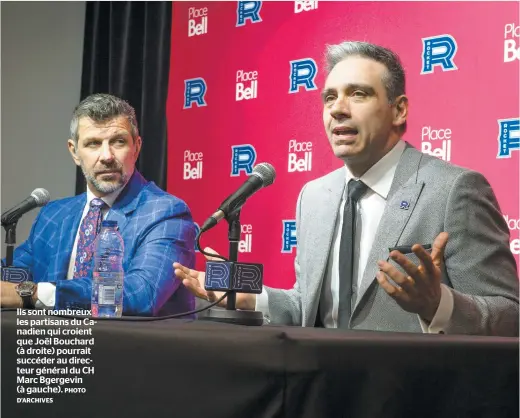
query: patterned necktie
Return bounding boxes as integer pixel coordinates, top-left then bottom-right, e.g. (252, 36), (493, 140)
(73, 198), (106, 278)
(337, 179), (369, 328)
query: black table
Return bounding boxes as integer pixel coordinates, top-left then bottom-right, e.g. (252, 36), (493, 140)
(1, 310), (518, 418)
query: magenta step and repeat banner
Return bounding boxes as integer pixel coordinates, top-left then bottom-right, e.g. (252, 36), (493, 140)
(167, 1), (519, 289)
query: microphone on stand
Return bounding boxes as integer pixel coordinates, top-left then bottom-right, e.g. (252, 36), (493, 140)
(2, 188), (50, 268)
(200, 163), (276, 233)
(197, 163), (276, 326)
(1, 188), (50, 226)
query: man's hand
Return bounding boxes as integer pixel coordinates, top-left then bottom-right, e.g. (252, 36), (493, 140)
(0, 281), (23, 308)
(173, 247), (222, 305)
(376, 232), (449, 322)
(173, 247), (256, 311)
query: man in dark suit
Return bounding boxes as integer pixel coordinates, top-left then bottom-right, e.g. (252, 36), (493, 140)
(1, 93), (196, 316)
(174, 41), (518, 335)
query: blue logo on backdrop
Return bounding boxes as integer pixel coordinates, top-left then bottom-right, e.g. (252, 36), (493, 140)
(184, 78), (207, 109)
(289, 58), (318, 93)
(421, 35), (458, 74)
(236, 1), (262, 26)
(282, 220), (297, 253)
(231, 144), (257, 176)
(497, 118), (520, 158)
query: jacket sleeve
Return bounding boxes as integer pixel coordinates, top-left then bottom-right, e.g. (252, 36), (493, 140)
(442, 170), (519, 336)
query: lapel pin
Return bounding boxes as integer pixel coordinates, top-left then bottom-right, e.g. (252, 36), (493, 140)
(400, 200), (410, 210)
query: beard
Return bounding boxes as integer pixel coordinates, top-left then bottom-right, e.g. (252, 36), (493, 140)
(81, 162), (129, 195)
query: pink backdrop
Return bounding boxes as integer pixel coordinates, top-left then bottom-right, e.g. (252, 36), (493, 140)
(167, 1), (520, 289)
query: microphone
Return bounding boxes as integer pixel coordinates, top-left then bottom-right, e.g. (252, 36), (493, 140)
(200, 163), (276, 232)
(1, 188), (50, 225)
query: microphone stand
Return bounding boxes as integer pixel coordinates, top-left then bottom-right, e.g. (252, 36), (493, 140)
(2, 222), (16, 266)
(203, 210), (264, 326)
(225, 210), (240, 311)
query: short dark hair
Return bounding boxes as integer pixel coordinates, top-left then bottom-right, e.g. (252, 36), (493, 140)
(70, 93), (139, 143)
(325, 41), (407, 132)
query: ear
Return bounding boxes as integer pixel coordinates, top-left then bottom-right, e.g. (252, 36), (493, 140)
(68, 139), (81, 166)
(392, 95), (408, 131)
(133, 136), (142, 161)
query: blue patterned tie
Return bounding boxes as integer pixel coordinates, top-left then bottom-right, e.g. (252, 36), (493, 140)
(73, 198), (106, 278)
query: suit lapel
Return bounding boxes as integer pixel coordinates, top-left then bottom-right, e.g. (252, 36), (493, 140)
(106, 170), (147, 235)
(305, 168), (345, 312)
(54, 195), (86, 278)
(352, 146), (425, 314)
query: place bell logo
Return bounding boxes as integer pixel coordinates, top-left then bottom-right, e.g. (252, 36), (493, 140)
(239, 224), (253, 253)
(294, 0), (318, 13)
(231, 144), (257, 176)
(184, 78), (207, 109)
(236, 1), (262, 27)
(288, 139), (312, 172)
(504, 22), (519, 62)
(497, 118), (520, 158)
(282, 220), (297, 253)
(236, 69), (258, 101)
(183, 150), (203, 180)
(289, 58), (318, 93)
(188, 6), (208, 37)
(421, 35), (458, 74)
(421, 126), (452, 161)
(503, 215), (520, 255)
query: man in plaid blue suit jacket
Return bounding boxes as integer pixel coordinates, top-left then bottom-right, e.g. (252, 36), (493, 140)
(1, 94), (196, 316)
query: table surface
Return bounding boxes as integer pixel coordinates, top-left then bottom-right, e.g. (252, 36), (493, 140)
(1, 310), (518, 418)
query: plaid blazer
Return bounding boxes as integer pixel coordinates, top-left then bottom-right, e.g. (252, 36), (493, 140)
(12, 170), (196, 316)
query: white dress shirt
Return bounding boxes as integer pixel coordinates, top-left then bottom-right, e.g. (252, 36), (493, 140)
(35, 187), (122, 308)
(256, 140), (454, 333)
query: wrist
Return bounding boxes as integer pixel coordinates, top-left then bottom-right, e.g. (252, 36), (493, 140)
(238, 294), (256, 311)
(420, 298), (441, 323)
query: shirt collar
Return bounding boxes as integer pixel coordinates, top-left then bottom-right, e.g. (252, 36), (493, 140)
(86, 185), (124, 208)
(344, 140), (406, 199)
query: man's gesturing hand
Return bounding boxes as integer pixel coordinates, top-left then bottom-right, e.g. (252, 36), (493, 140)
(173, 247), (256, 310)
(376, 232), (449, 322)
